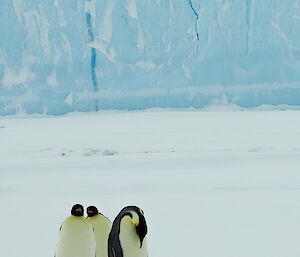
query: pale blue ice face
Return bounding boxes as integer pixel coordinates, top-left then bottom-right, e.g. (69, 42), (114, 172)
(0, 0), (300, 115)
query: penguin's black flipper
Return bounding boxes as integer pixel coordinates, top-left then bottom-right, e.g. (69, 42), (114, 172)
(108, 235), (123, 257)
(108, 243), (114, 257)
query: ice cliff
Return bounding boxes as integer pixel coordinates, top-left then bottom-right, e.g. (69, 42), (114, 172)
(0, 0), (300, 115)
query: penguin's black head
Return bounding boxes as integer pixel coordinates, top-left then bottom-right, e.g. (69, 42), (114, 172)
(71, 204), (84, 216)
(120, 206), (148, 248)
(87, 206), (99, 217)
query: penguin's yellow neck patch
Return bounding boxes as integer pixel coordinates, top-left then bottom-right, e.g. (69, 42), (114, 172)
(130, 211), (139, 226)
(70, 215), (85, 220)
(87, 214), (99, 221)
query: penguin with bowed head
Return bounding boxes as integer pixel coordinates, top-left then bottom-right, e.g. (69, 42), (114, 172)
(108, 206), (148, 257)
(87, 206), (112, 257)
(55, 204), (96, 257)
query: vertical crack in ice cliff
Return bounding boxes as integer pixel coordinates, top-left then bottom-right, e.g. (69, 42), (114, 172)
(245, 0), (253, 55)
(188, 0), (200, 56)
(85, 0), (99, 110)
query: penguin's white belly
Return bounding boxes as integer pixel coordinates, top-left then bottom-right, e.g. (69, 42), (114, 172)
(119, 218), (147, 257)
(56, 216), (96, 257)
(88, 216), (112, 257)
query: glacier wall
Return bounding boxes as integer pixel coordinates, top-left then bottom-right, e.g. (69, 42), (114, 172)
(1, 0), (300, 115)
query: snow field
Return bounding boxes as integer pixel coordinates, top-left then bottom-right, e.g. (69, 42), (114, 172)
(1, 110), (300, 257)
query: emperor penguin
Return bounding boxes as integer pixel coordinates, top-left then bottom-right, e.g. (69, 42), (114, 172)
(55, 204), (96, 257)
(87, 206), (112, 257)
(108, 206), (148, 257)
